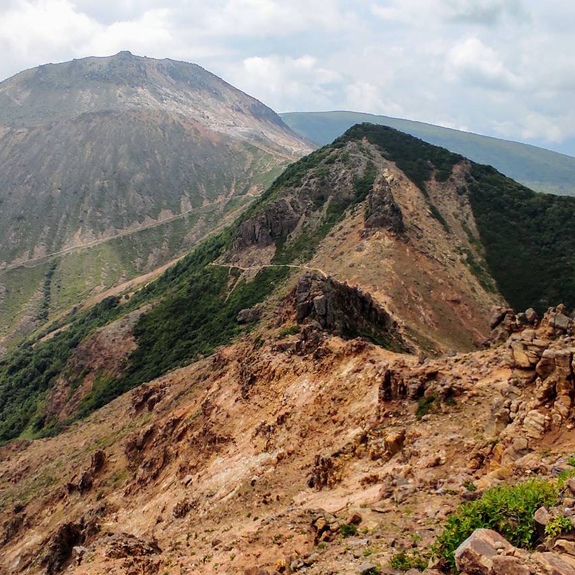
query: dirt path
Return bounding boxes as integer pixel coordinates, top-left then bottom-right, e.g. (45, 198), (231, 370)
(210, 262), (329, 278)
(0, 198), (252, 276)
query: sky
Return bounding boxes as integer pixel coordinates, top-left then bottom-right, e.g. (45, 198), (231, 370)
(0, 0), (574, 156)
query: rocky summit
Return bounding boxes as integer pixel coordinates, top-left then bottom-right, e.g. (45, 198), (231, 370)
(2, 124), (575, 575)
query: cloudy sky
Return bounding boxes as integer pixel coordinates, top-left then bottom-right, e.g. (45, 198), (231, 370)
(0, 0), (573, 155)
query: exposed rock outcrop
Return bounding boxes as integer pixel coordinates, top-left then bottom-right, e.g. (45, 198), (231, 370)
(295, 273), (409, 352)
(364, 174), (405, 235)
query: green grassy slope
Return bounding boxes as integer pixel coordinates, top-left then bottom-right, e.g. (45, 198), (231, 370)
(282, 111), (575, 197)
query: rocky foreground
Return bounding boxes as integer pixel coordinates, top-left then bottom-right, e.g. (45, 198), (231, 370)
(2, 295), (575, 574)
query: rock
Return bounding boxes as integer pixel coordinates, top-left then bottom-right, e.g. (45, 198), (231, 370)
(244, 568), (270, 575)
(105, 532), (161, 559)
(421, 450), (446, 468)
(348, 512), (363, 526)
(455, 529), (514, 574)
(364, 177), (405, 235)
(237, 305), (263, 324)
(510, 340), (547, 369)
(534, 506), (552, 528)
(132, 384), (166, 413)
(384, 429), (406, 456)
(491, 307), (514, 330)
(523, 410), (548, 439)
(358, 563), (380, 575)
(42, 522), (86, 575)
(567, 479), (575, 496)
(552, 314), (572, 331)
(554, 540), (575, 557)
(491, 555), (531, 575)
(71, 545), (88, 565)
(294, 273), (408, 351)
(526, 309), (539, 324)
(533, 551), (575, 575)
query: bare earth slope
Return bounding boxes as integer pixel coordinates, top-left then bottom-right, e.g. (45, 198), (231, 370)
(3, 298), (575, 574)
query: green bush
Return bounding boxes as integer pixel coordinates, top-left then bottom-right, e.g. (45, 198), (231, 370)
(340, 523), (359, 538)
(545, 515), (574, 540)
(390, 549), (428, 571)
(434, 479), (560, 571)
(416, 395), (436, 419)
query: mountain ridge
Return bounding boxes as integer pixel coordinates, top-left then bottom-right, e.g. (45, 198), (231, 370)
(282, 110), (575, 196)
(4, 122), (575, 445)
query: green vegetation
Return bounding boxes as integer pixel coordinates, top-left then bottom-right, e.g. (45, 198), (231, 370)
(416, 395), (437, 419)
(0, 296), (122, 442)
(468, 163), (575, 312)
(434, 479), (561, 570)
(278, 325), (300, 338)
(340, 523), (359, 538)
(463, 480), (477, 493)
(544, 515), (574, 540)
(354, 160), (377, 203)
(461, 248), (497, 294)
(390, 549), (429, 571)
(281, 111), (575, 197)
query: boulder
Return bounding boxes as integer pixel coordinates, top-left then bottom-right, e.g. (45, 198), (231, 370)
(455, 529), (514, 574)
(533, 552), (575, 575)
(552, 314), (572, 331)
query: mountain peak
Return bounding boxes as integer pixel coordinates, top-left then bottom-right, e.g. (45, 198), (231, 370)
(0, 52), (305, 139)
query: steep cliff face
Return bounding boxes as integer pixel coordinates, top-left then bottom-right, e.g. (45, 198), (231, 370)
(0, 52), (311, 345)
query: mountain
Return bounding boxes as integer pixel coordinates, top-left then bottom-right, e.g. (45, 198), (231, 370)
(0, 52), (311, 347)
(281, 110), (575, 197)
(2, 124), (575, 574)
(2, 122), (575, 439)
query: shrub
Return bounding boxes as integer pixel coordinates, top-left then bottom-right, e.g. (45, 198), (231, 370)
(545, 515), (574, 540)
(340, 523), (359, 538)
(390, 549), (428, 571)
(416, 395), (436, 419)
(434, 479), (560, 571)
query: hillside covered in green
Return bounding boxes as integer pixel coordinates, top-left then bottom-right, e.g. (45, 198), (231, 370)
(282, 111), (575, 197)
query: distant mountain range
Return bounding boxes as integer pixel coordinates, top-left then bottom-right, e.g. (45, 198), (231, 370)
(281, 111), (575, 197)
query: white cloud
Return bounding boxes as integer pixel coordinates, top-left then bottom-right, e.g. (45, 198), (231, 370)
(231, 55), (342, 110)
(0, 0), (97, 68)
(446, 37), (521, 90)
